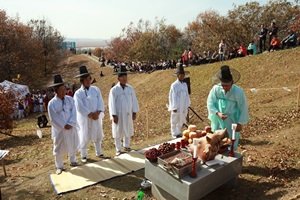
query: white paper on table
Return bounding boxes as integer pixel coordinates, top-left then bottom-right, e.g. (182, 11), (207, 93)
(206, 158), (225, 166)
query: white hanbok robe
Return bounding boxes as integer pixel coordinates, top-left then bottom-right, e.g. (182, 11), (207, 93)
(168, 79), (190, 135)
(38, 95), (44, 112)
(74, 85), (104, 149)
(207, 84), (250, 150)
(108, 82), (139, 138)
(48, 95), (79, 159)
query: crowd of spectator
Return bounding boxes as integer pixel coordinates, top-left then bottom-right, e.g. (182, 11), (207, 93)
(12, 90), (51, 119)
(186, 22), (299, 66)
(12, 83), (80, 120)
(107, 59), (178, 74)
(93, 22), (299, 74)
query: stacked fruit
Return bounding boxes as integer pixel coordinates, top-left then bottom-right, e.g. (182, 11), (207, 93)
(144, 148), (162, 162)
(158, 142), (175, 154)
(182, 125), (213, 144)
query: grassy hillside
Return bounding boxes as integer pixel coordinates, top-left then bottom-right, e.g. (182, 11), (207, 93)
(1, 48), (300, 199)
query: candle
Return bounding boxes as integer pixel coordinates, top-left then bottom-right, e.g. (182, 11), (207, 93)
(231, 124), (237, 140)
(193, 138), (197, 158)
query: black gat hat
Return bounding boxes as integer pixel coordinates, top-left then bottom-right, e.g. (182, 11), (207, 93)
(74, 66), (94, 78)
(118, 65), (127, 77)
(173, 63), (190, 76)
(212, 65), (240, 84)
(48, 74), (66, 88)
(113, 64), (134, 76)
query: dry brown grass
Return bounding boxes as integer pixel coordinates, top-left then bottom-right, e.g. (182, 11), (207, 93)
(1, 48), (300, 199)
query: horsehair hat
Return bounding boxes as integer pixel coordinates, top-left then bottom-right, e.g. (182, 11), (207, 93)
(172, 62), (190, 76)
(212, 65), (241, 84)
(113, 65), (133, 76)
(48, 74), (66, 88)
(74, 65), (94, 78)
(118, 65), (127, 77)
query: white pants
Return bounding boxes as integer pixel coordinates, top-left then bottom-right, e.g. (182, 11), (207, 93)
(34, 105), (39, 112)
(171, 123), (181, 137)
(80, 139), (102, 158)
(114, 136), (130, 152)
(18, 110), (24, 119)
(53, 132), (77, 169)
(13, 109), (18, 118)
(170, 112), (186, 137)
(55, 154), (76, 169)
(40, 104), (44, 112)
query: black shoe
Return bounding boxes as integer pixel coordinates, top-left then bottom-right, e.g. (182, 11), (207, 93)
(97, 154), (110, 159)
(70, 162), (82, 167)
(124, 147), (132, 152)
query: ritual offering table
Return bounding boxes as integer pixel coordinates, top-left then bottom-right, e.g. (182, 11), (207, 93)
(145, 151), (242, 200)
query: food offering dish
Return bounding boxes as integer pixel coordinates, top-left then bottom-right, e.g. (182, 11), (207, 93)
(144, 148), (162, 162)
(158, 142), (175, 154)
(158, 150), (201, 179)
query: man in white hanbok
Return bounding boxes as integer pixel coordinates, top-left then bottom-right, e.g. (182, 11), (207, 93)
(74, 66), (108, 163)
(168, 63), (190, 138)
(207, 65), (250, 150)
(48, 75), (80, 175)
(108, 66), (139, 156)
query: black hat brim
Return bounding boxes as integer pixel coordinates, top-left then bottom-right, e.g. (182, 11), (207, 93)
(48, 82), (66, 88)
(212, 68), (240, 84)
(172, 71), (190, 77)
(74, 72), (94, 78)
(113, 72), (135, 75)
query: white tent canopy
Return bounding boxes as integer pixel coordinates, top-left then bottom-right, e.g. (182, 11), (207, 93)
(0, 80), (30, 99)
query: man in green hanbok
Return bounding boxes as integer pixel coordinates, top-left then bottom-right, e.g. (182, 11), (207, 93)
(207, 65), (250, 150)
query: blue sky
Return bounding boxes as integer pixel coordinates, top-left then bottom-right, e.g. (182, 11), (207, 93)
(0, 0), (280, 39)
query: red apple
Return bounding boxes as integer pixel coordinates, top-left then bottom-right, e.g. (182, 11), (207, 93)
(205, 126), (212, 133)
(201, 130), (207, 137)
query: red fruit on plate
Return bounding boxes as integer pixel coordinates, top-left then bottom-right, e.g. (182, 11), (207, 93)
(205, 126), (212, 133)
(201, 131), (207, 137)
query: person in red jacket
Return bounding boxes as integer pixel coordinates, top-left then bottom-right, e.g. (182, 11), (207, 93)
(66, 87), (73, 97)
(181, 50), (188, 66)
(237, 44), (247, 57)
(268, 35), (281, 52)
